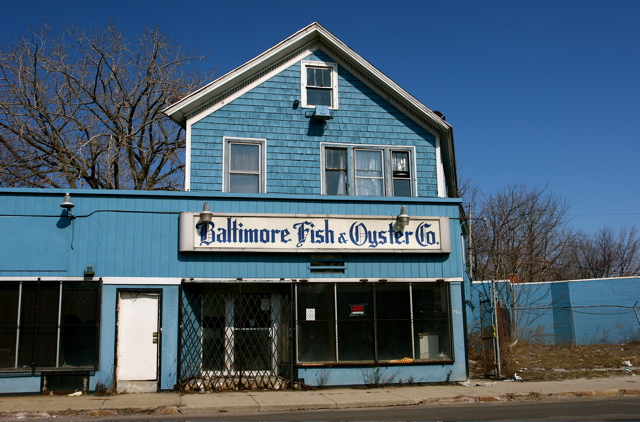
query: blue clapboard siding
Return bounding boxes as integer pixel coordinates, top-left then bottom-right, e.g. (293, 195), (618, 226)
(190, 50), (438, 196)
(0, 189), (463, 280)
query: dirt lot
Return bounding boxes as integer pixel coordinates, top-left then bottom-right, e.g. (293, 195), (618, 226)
(468, 341), (640, 381)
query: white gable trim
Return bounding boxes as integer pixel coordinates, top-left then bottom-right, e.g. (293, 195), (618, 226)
(184, 123), (192, 191)
(186, 45), (318, 126)
(165, 23), (451, 135)
(435, 134), (446, 198)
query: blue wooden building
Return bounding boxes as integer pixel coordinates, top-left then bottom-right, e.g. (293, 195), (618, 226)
(0, 23), (467, 394)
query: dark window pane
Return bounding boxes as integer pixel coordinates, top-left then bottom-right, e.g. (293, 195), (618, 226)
(235, 328), (271, 371)
(376, 284), (411, 320)
(306, 88), (331, 106)
(296, 284), (337, 363)
(377, 320), (412, 361)
(230, 174), (259, 193)
(306, 67), (315, 85)
(307, 67), (331, 87)
(233, 292), (276, 371)
(325, 148), (347, 195)
(337, 285), (374, 362)
(202, 289), (227, 372)
(392, 151), (411, 196)
(0, 282), (19, 369)
(297, 284), (334, 322)
(326, 170), (347, 195)
(297, 321), (336, 362)
(325, 148), (346, 170)
(412, 284), (452, 361)
(393, 179), (411, 197)
(376, 285), (412, 361)
(18, 282), (59, 368)
(412, 284), (449, 318)
(235, 293), (271, 329)
(60, 283), (99, 368)
(337, 320), (374, 362)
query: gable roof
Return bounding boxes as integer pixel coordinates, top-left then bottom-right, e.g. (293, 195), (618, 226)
(163, 22), (458, 198)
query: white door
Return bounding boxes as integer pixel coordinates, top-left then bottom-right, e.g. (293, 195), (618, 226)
(116, 292), (159, 381)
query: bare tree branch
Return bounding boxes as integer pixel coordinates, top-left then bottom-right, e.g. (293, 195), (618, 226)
(0, 22), (212, 189)
(470, 184), (575, 283)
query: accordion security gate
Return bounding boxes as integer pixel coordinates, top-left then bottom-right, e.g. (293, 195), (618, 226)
(179, 283), (293, 391)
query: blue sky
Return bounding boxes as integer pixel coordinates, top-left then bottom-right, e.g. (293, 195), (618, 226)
(2, 0), (639, 233)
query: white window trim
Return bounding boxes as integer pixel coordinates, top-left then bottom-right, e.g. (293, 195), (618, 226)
(300, 60), (339, 109)
(184, 123), (192, 191)
(435, 135), (446, 198)
(321, 143), (416, 197)
(223, 137), (267, 193)
(354, 148), (385, 196)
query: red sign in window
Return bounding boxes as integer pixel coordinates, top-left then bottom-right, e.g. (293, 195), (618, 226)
(350, 304), (365, 316)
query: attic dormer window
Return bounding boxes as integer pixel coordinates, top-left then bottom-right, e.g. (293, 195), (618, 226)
(301, 60), (338, 109)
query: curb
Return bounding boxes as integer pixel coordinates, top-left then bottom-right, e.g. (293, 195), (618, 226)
(1, 387), (639, 420)
(422, 388), (640, 405)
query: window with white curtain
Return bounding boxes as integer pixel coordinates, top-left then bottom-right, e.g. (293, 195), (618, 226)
(322, 144), (413, 197)
(225, 138), (266, 193)
(355, 149), (384, 196)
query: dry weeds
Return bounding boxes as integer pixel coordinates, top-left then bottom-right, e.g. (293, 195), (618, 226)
(469, 340), (640, 381)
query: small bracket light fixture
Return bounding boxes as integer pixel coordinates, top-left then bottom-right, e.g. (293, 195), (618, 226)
(60, 192), (76, 219)
(60, 193), (74, 210)
(199, 202), (213, 224)
(396, 205), (410, 228)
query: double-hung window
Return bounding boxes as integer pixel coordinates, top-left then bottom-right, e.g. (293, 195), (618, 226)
(324, 147), (348, 195)
(392, 151), (412, 197)
(225, 138), (266, 193)
(355, 149), (384, 196)
(322, 144), (414, 197)
(301, 61), (338, 108)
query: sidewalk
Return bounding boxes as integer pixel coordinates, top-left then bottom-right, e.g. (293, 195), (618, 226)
(1, 376), (639, 419)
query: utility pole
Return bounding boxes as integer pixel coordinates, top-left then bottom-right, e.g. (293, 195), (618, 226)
(467, 204), (474, 280)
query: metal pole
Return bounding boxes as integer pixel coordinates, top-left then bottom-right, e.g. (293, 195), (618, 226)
(467, 204), (473, 280)
(492, 281), (502, 379)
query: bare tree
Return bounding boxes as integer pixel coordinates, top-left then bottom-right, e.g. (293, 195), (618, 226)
(0, 22), (211, 189)
(560, 226), (640, 279)
(471, 184), (575, 283)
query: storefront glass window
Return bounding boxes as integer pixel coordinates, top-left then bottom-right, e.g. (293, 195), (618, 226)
(0, 281), (100, 373)
(336, 284), (374, 362)
(296, 284), (336, 363)
(376, 284), (412, 361)
(412, 284), (452, 360)
(295, 282), (452, 365)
